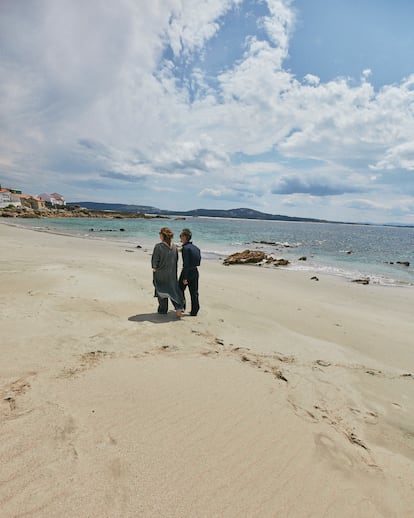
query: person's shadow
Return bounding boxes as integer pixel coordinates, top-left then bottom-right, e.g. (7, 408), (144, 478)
(128, 312), (182, 324)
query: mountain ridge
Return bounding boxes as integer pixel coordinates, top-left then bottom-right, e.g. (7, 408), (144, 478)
(67, 202), (414, 227)
(68, 201), (351, 224)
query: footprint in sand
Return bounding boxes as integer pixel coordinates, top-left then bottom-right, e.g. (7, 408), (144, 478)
(365, 369), (382, 376)
(315, 359), (331, 367)
(275, 354), (296, 363)
(58, 351), (114, 378)
(3, 396), (16, 411)
(364, 411), (379, 424)
(350, 407), (379, 424)
(346, 431), (369, 450)
(159, 344), (178, 352)
(1, 376), (33, 416)
(59, 415), (77, 441)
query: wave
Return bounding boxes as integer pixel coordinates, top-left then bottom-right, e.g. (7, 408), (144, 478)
(285, 262), (413, 287)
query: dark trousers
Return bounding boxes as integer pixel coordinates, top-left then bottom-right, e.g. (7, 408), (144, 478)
(157, 296), (181, 314)
(179, 269), (200, 316)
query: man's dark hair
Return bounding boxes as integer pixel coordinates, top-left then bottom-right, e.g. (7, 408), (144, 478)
(181, 228), (192, 241)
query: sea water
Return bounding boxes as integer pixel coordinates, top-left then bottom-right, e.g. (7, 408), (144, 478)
(7, 216), (414, 287)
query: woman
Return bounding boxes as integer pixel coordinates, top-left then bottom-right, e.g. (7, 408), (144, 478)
(152, 227), (184, 318)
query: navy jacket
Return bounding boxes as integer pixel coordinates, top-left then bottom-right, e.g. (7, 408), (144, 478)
(181, 241), (201, 279)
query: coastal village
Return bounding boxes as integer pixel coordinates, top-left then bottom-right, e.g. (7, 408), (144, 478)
(0, 185), (65, 215)
(0, 185), (153, 219)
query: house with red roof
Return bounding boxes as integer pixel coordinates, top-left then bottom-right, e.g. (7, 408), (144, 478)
(0, 186), (46, 210)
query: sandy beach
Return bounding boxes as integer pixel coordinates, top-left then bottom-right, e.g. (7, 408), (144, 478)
(1, 222), (413, 517)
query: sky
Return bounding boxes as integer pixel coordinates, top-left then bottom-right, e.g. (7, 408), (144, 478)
(1, 0), (414, 224)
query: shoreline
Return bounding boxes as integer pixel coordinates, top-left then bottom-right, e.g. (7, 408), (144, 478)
(1, 223), (414, 516)
(2, 218), (413, 289)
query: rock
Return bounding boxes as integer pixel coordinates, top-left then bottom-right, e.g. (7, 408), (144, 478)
(352, 278), (370, 285)
(310, 276), (319, 281)
(298, 256), (307, 261)
(386, 261), (410, 267)
(21, 213), (40, 218)
(271, 258), (290, 266)
(223, 250), (266, 265)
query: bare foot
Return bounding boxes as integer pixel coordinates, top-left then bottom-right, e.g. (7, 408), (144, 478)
(176, 310), (183, 319)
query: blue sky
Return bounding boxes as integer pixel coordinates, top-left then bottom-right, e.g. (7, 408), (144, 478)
(1, 0), (414, 224)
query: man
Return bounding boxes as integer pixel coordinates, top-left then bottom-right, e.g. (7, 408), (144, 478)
(179, 228), (201, 316)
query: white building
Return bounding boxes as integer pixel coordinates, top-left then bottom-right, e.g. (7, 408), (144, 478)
(0, 189), (12, 208)
(0, 188), (22, 208)
(9, 194), (22, 207)
(38, 192), (66, 206)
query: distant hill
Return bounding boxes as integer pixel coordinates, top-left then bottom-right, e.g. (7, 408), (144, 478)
(68, 202), (337, 223)
(169, 207), (331, 222)
(176, 207), (334, 222)
(68, 202), (161, 213)
(66, 202), (414, 226)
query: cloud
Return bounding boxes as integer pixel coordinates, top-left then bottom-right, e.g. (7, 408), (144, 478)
(199, 185), (259, 202)
(1, 0), (414, 222)
(271, 174), (362, 196)
(100, 172), (148, 183)
(303, 74), (320, 86)
(344, 199), (385, 210)
(343, 197), (414, 219)
(371, 141), (414, 171)
(152, 139), (229, 175)
(166, 0), (242, 58)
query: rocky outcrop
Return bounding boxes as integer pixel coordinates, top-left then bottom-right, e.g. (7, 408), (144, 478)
(396, 261), (410, 267)
(223, 250), (266, 265)
(385, 260), (410, 267)
(0, 205), (165, 219)
(223, 250), (290, 266)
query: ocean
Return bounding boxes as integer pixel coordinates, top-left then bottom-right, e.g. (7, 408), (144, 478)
(6, 216), (414, 287)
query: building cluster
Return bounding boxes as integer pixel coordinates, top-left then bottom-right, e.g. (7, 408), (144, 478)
(0, 185), (66, 210)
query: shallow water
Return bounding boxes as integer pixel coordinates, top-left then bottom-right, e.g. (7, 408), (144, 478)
(6, 216), (414, 287)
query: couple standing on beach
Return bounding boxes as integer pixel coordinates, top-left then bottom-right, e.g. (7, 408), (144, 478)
(151, 227), (201, 318)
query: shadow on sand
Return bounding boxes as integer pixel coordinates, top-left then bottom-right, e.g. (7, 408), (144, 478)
(128, 312), (182, 324)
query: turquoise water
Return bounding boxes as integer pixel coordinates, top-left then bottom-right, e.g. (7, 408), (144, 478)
(6, 216), (414, 286)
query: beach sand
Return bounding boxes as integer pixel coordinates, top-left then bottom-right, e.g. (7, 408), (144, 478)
(1, 222), (413, 517)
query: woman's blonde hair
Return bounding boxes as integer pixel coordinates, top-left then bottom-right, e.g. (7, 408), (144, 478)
(159, 227), (174, 246)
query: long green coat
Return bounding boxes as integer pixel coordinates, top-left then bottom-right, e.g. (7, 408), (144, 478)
(151, 242), (184, 307)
